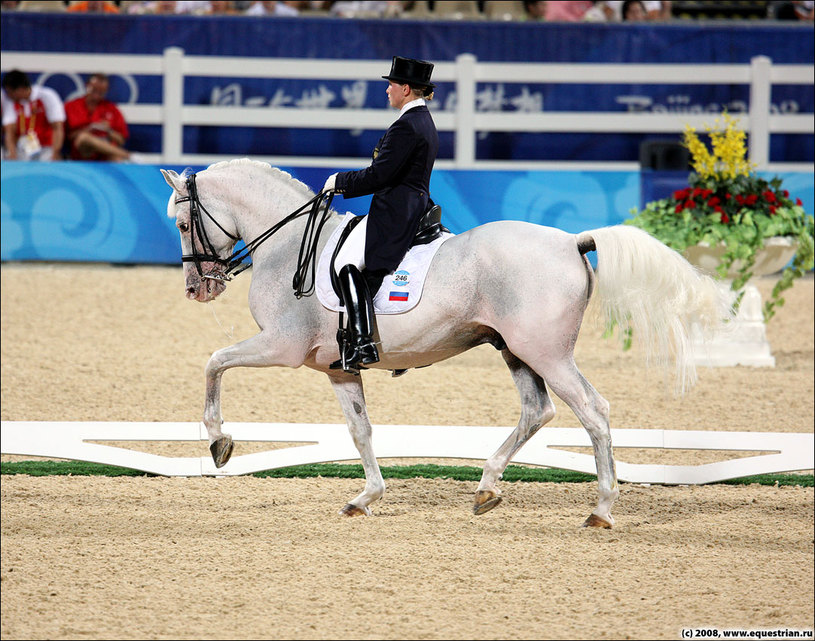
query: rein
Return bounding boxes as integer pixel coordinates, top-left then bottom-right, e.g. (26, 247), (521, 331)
(175, 172), (335, 297)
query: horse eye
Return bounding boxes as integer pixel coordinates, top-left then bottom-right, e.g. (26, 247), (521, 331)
(178, 222), (189, 233)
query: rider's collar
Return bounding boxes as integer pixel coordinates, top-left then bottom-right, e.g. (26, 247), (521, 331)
(399, 97), (426, 117)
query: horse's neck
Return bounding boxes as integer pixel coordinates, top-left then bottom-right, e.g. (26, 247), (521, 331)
(228, 171), (341, 270)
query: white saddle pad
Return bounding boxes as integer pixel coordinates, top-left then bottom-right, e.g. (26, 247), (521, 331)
(316, 213), (453, 314)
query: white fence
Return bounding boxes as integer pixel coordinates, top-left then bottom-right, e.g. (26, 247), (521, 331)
(2, 421), (813, 484)
(1, 49), (812, 169)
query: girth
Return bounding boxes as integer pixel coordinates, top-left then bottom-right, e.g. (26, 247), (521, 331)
(329, 204), (449, 299)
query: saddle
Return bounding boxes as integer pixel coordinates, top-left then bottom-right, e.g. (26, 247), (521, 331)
(329, 204), (448, 299)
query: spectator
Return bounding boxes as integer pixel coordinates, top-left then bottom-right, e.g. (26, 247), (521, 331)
(642, 0), (670, 20)
(583, 1), (620, 21)
(205, 0), (240, 13)
(330, 1), (403, 18)
(173, 0), (212, 12)
(522, 0), (546, 20)
(621, 0), (646, 20)
(66, 0), (120, 12)
(245, 0), (302, 15)
(769, 0), (814, 19)
(125, 1), (177, 14)
(2, 69), (65, 161)
(64, 73), (134, 162)
(543, 0), (593, 21)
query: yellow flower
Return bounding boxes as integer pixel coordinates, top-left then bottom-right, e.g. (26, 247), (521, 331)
(684, 112), (754, 181)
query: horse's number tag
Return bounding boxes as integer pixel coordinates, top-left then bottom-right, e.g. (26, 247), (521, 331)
(393, 270), (410, 287)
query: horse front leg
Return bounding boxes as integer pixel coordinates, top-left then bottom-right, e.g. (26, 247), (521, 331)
(328, 374), (385, 516)
(202, 332), (287, 468)
(474, 350), (556, 515)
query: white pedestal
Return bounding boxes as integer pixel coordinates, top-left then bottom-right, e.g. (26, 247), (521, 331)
(691, 282), (775, 367)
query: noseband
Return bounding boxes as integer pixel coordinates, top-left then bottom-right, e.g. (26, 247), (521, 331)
(174, 172), (334, 297)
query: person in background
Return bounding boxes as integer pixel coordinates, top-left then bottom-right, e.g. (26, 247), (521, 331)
(621, 0), (646, 20)
(66, 0), (120, 13)
(322, 56), (438, 373)
(2, 69), (65, 161)
(522, 0), (546, 20)
(125, 0), (177, 14)
(642, 0), (671, 20)
(543, 0), (593, 21)
(245, 0), (302, 15)
(64, 73), (134, 162)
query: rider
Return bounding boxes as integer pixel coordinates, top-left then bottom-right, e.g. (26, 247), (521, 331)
(323, 56), (439, 374)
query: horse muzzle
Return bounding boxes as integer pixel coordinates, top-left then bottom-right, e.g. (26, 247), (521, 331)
(185, 264), (227, 302)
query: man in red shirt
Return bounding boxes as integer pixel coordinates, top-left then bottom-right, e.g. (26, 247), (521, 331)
(2, 69), (66, 161)
(64, 73), (132, 162)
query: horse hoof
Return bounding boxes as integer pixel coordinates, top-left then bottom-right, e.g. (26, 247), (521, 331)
(473, 490), (503, 515)
(210, 436), (234, 469)
(581, 513), (613, 529)
(339, 503), (371, 517)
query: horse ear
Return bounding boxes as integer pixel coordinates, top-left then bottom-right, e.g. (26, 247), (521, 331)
(160, 168), (184, 193)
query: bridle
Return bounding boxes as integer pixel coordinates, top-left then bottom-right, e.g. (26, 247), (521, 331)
(174, 172), (335, 298)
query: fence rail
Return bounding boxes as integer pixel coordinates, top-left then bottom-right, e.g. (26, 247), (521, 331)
(1, 49), (812, 169)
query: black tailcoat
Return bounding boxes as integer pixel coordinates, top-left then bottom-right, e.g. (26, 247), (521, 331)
(334, 104), (439, 273)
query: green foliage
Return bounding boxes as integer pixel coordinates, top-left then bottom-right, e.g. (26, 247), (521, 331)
(1, 460), (811, 487)
(627, 170), (814, 321)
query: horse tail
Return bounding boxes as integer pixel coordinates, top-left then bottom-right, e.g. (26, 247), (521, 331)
(576, 225), (733, 393)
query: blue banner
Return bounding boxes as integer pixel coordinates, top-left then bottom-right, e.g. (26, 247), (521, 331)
(2, 14), (812, 162)
(2, 161), (812, 265)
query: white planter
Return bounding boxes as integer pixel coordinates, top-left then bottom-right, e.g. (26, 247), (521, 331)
(685, 237), (797, 368)
(683, 236), (797, 279)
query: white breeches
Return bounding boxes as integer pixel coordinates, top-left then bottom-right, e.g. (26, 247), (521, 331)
(334, 215), (368, 276)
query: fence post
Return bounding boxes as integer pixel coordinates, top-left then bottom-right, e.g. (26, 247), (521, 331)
(749, 55), (771, 171)
(162, 46), (184, 164)
(455, 53), (477, 168)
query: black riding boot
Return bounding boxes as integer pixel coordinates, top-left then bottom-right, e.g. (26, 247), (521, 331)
(330, 264), (380, 374)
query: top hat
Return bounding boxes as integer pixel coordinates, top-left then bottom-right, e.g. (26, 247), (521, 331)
(382, 56), (435, 95)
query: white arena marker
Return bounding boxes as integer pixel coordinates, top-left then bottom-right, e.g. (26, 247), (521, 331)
(1, 421), (812, 484)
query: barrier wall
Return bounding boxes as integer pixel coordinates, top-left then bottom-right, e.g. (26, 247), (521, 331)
(1, 161), (812, 265)
(2, 13), (812, 164)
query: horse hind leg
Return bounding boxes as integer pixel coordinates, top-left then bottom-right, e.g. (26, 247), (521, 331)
(474, 350), (556, 515)
(537, 359), (618, 528)
(329, 374), (386, 516)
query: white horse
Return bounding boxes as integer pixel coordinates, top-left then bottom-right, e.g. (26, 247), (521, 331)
(161, 158), (730, 528)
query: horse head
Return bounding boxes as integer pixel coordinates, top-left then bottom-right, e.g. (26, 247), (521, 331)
(161, 167), (237, 303)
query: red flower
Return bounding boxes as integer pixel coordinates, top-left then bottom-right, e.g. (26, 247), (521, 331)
(735, 194), (745, 205)
(725, 193), (733, 200)
(673, 188), (689, 200)
(769, 205), (777, 215)
(745, 194), (758, 206)
(675, 203), (684, 213)
(684, 200), (695, 209)
(763, 190), (777, 203)
(701, 188), (713, 199)
(707, 196), (721, 207)
(784, 190), (790, 198)
(720, 213), (730, 224)
(692, 187), (704, 197)
(796, 198), (803, 206)
(714, 205), (723, 213)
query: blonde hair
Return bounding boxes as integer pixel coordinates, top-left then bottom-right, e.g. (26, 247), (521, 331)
(410, 86), (434, 101)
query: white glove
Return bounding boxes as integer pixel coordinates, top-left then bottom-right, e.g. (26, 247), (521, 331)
(323, 173), (337, 193)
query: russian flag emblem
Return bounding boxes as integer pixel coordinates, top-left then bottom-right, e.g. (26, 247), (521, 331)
(389, 291), (409, 302)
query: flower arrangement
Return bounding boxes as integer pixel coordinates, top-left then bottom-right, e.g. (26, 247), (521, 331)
(627, 112), (814, 321)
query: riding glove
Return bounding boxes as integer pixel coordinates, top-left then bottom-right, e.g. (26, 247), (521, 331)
(323, 173), (337, 193)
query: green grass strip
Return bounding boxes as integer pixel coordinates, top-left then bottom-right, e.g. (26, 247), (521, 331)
(1, 460), (811, 487)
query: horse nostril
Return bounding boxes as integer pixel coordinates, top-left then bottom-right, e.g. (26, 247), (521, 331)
(186, 286), (196, 296)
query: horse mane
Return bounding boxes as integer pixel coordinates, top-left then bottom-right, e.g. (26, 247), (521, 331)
(205, 158), (315, 199)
